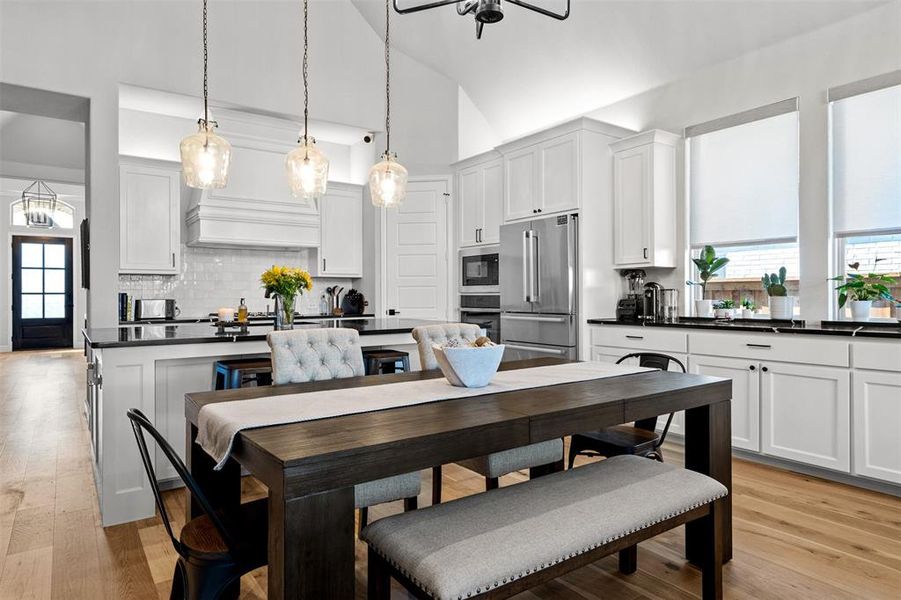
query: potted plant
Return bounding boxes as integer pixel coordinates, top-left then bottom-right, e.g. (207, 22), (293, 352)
(830, 260), (897, 322)
(261, 265), (313, 329)
(714, 299), (736, 319)
(762, 267), (793, 320)
(740, 297), (757, 319)
(687, 245), (729, 318)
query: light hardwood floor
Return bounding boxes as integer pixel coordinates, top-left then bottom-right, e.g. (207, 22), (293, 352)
(1, 349), (900, 599)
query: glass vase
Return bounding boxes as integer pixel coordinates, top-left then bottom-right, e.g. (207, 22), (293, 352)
(274, 294), (297, 330)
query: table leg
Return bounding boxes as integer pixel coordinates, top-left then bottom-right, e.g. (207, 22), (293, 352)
(268, 486), (355, 599)
(684, 400), (732, 565)
(185, 422), (240, 520)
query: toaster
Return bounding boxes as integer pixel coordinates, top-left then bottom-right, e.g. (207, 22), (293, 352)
(133, 299), (179, 321)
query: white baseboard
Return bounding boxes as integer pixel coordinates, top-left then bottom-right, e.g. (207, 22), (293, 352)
(0, 345), (9, 353)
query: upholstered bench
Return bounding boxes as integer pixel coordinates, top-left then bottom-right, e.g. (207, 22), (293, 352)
(362, 455), (727, 600)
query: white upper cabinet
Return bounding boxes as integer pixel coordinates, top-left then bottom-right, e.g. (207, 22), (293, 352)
(456, 154), (503, 247)
(503, 132), (580, 221)
(504, 146), (539, 221)
(319, 183), (363, 278)
(611, 130), (679, 268)
(119, 160), (181, 274)
(540, 132), (580, 215)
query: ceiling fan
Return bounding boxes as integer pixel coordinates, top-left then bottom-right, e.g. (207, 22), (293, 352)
(393, 0), (570, 39)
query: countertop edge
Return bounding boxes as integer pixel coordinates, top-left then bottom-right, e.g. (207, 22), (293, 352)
(586, 318), (901, 339)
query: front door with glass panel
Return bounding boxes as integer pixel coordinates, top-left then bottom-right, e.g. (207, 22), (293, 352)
(12, 236), (73, 350)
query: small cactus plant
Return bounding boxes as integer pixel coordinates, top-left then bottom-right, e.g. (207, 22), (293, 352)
(762, 266), (788, 297)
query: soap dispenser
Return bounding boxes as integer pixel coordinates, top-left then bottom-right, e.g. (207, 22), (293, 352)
(237, 298), (248, 322)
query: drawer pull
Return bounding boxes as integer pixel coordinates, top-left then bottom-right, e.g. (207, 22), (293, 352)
(625, 335), (644, 340)
(746, 343), (772, 349)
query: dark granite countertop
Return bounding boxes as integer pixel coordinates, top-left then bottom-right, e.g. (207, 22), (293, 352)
(84, 318), (442, 349)
(118, 313), (376, 325)
(586, 317), (901, 339)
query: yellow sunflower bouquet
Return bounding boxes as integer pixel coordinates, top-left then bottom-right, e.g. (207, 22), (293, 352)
(261, 265), (313, 327)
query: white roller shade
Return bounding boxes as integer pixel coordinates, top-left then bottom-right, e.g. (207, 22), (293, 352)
(831, 83), (901, 236)
(689, 110), (800, 247)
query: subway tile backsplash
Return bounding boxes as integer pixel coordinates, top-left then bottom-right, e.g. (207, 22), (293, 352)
(118, 245), (358, 319)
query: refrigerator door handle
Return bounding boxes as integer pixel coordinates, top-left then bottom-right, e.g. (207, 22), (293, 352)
(504, 343), (569, 356)
(502, 314), (569, 323)
(532, 232), (540, 302)
(522, 231), (530, 302)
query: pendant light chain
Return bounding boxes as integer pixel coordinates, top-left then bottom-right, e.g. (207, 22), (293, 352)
(202, 0), (209, 126)
(302, 0), (309, 146)
(384, 0), (391, 153)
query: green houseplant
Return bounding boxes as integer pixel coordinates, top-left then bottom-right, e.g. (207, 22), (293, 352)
(762, 266), (794, 320)
(687, 245), (729, 317)
(741, 297), (757, 319)
(713, 298), (736, 319)
(830, 260), (897, 322)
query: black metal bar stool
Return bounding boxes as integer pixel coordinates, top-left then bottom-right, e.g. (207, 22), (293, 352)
(362, 349), (411, 375)
(212, 358), (273, 390)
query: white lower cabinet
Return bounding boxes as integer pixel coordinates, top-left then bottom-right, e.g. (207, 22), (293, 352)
(852, 369), (901, 484)
(689, 355), (760, 452)
(760, 362), (850, 472)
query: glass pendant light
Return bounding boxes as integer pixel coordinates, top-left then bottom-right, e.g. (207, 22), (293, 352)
(180, 0), (231, 189)
(369, 0), (408, 208)
(286, 0), (329, 199)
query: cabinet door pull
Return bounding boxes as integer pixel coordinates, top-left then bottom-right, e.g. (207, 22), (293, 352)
(746, 343), (771, 349)
(625, 335), (644, 340)
(749, 365), (756, 371)
(537, 208), (542, 213)
(323, 258), (327, 271)
(171, 253), (175, 268)
(643, 247), (648, 259)
(761, 366), (769, 372)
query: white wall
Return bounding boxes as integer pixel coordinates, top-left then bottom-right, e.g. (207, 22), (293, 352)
(0, 0), (457, 330)
(586, 0), (901, 322)
(458, 86), (500, 160)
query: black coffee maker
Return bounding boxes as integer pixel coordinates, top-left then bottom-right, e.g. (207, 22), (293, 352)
(616, 270), (646, 322)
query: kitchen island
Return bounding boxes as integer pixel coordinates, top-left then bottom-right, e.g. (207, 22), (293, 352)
(83, 318), (444, 526)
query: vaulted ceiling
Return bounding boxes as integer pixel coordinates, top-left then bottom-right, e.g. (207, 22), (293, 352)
(352, 0), (888, 142)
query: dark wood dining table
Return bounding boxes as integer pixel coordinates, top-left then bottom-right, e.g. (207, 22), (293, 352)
(185, 357), (732, 599)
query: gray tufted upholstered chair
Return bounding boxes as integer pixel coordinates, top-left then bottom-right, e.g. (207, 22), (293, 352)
(267, 328), (421, 531)
(411, 324), (564, 505)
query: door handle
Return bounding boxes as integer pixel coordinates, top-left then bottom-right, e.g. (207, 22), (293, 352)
(522, 231), (532, 302)
(504, 343), (566, 355)
(502, 314), (568, 323)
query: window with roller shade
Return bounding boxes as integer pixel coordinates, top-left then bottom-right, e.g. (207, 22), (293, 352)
(829, 75), (901, 318)
(686, 99), (801, 314)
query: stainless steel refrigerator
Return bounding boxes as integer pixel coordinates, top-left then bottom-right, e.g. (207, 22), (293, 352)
(500, 214), (578, 360)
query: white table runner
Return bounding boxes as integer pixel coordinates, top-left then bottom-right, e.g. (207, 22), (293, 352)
(197, 361), (650, 469)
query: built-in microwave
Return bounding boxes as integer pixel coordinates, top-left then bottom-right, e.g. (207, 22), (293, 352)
(460, 246), (499, 293)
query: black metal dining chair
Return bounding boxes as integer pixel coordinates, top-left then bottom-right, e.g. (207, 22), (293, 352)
(568, 353), (686, 468)
(127, 409), (268, 600)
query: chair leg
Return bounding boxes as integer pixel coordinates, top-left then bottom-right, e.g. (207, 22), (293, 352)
(486, 477), (499, 491)
(359, 507), (369, 537)
(529, 457), (565, 479)
(568, 436), (582, 469)
(701, 501), (724, 600)
(403, 496), (418, 512)
(618, 545), (638, 575)
(169, 560), (186, 600)
(431, 465), (442, 505)
(181, 560), (240, 600)
(368, 547), (392, 600)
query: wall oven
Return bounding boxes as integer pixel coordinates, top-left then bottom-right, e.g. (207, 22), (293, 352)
(459, 294), (501, 344)
(460, 245), (499, 294)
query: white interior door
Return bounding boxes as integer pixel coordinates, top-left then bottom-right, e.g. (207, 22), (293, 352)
(384, 178), (449, 320)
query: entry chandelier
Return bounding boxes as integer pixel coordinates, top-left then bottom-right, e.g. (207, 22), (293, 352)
(369, 0), (408, 208)
(285, 0), (329, 199)
(21, 180), (57, 228)
(180, 0), (232, 189)
(394, 0), (570, 39)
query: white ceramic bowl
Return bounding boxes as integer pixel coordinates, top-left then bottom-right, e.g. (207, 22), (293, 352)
(433, 344), (505, 388)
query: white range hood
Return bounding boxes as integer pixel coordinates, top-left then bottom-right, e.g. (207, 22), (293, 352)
(185, 130), (321, 249)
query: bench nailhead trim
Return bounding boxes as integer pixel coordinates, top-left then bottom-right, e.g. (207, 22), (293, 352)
(368, 491), (727, 600)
